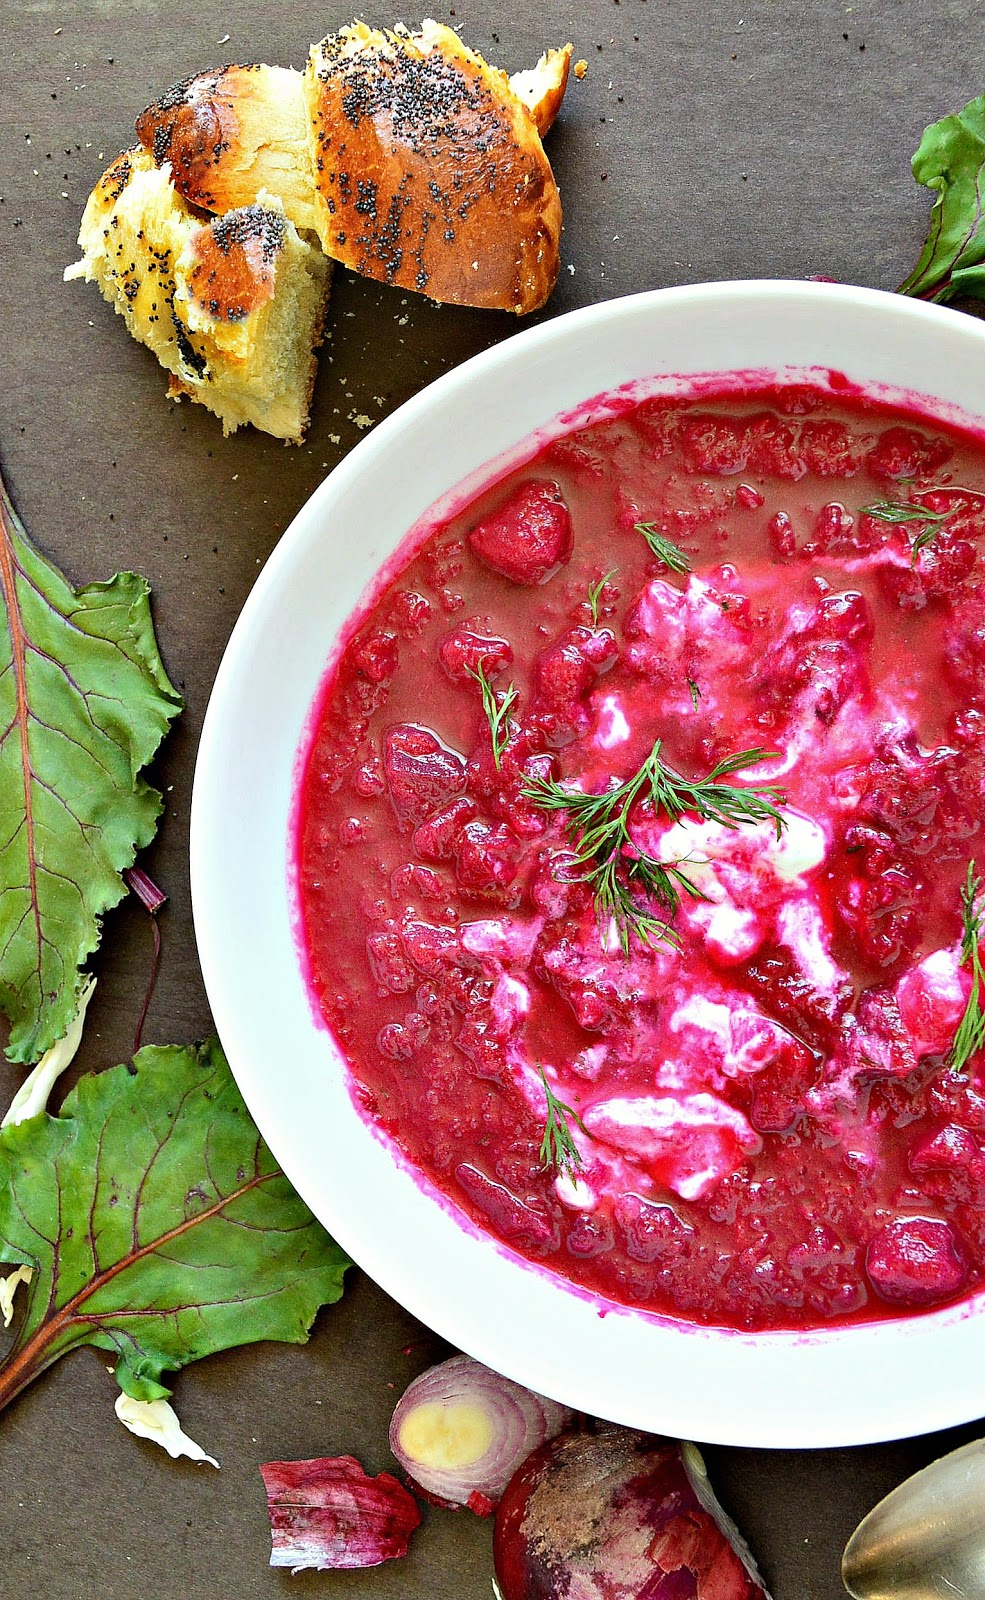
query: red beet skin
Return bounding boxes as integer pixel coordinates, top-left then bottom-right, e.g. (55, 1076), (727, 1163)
(493, 1428), (771, 1600)
(260, 1455), (421, 1572)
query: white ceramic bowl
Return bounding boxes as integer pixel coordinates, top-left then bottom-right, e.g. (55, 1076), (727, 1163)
(191, 281), (985, 1449)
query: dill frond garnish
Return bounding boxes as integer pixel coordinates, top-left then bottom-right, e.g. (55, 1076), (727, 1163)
(859, 501), (954, 526)
(858, 498), (965, 565)
(469, 660), (517, 772)
(537, 1064), (587, 1179)
(951, 860), (985, 1073)
(521, 739), (785, 953)
(634, 522), (692, 574)
(587, 569), (617, 626)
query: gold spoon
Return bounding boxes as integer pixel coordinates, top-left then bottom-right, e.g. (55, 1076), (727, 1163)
(842, 1437), (985, 1598)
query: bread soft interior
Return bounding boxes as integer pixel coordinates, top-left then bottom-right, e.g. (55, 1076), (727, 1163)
(66, 147), (330, 442)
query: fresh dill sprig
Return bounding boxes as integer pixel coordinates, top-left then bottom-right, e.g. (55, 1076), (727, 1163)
(858, 500), (954, 526)
(591, 852), (684, 954)
(469, 660), (517, 771)
(951, 860), (985, 1073)
(687, 677), (702, 711)
(521, 739), (785, 951)
(634, 522), (692, 574)
(645, 743), (787, 837)
(537, 1064), (587, 1179)
(625, 851), (711, 919)
(858, 498), (964, 566)
(587, 568), (617, 626)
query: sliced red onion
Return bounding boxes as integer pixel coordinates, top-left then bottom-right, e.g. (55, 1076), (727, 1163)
(124, 865), (167, 914)
(260, 1455), (421, 1572)
(389, 1354), (573, 1509)
(493, 1426), (771, 1599)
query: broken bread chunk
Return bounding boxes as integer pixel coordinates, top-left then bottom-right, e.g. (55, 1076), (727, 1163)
(135, 64), (322, 234)
(64, 146), (331, 441)
(135, 21), (571, 314)
(507, 45), (572, 138)
(304, 20), (562, 313)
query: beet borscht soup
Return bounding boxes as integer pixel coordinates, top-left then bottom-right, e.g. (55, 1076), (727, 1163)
(294, 377), (985, 1332)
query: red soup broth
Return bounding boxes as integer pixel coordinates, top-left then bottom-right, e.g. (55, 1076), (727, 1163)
(294, 379), (985, 1332)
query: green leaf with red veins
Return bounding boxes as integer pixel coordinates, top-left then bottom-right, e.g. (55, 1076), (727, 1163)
(0, 1037), (349, 1413)
(0, 470), (183, 1063)
(899, 92), (985, 303)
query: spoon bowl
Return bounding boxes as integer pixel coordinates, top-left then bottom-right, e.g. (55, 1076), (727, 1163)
(842, 1438), (985, 1599)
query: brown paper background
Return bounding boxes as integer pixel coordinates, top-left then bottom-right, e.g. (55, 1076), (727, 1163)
(0, 2), (982, 1594)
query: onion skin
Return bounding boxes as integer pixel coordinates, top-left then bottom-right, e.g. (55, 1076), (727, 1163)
(389, 1353), (573, 1508)
(493, 1426), (771, 1600)
(260, 1455), (421, 1572)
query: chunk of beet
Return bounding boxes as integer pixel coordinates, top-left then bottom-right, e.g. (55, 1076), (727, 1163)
(745, 413), (805, 479)
(798, 419), (862, 477)
(455, 1163), (557, 1252)
(535, 639), (596, 706)
(749, 1036), (821, 1134)
(349, 629), (399, 684)
(456, 820), (520, 895)
(413, 795), (478, 861)
(439, 626), (513, 683)
(910, 1123), (985, 1179)
(455, 1014), (509, 1079)
(867, 426), (952, 483)
(400, 920), (462, 976)
(614, 1193), (694, 1263)
(866, 1217), (967, 1307)
(535, 626), (618, 710)
(468, 481), (573, 585)
(741, 942), (852, 1054)
(755, 591), (873, 728)
(384, 724), (466, 825)
(843, 988), (918, 1082)
(768, 510), (797, 558)
(680, 414), (750, 476)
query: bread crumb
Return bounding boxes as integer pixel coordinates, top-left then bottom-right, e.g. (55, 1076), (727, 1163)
(574, 58), (588, 78)
(351, 412), (373, 429)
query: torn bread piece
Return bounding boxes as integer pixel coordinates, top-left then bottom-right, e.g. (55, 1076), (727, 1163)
(65, 146), (331, 441)
(304, 20), (562, 312)
(136, 63), (322, 232)
(508, 45), (572, 137)
(135, 22), (572, 313)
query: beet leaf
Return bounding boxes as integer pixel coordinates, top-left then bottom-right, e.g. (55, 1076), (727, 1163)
(0, 467), (183, 1063)
(900, 92), (985, 303)
(0, 1036), (349, 1411)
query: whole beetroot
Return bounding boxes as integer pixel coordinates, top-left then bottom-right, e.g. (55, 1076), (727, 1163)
(493, 1425), (771, 1600)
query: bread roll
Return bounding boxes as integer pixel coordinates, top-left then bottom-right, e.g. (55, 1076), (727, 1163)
(136, 21), (571, 313)
(65, 146), (331, 442)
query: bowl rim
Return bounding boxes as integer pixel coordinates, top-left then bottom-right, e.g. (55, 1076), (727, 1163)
(191, 279), (985, 1448)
